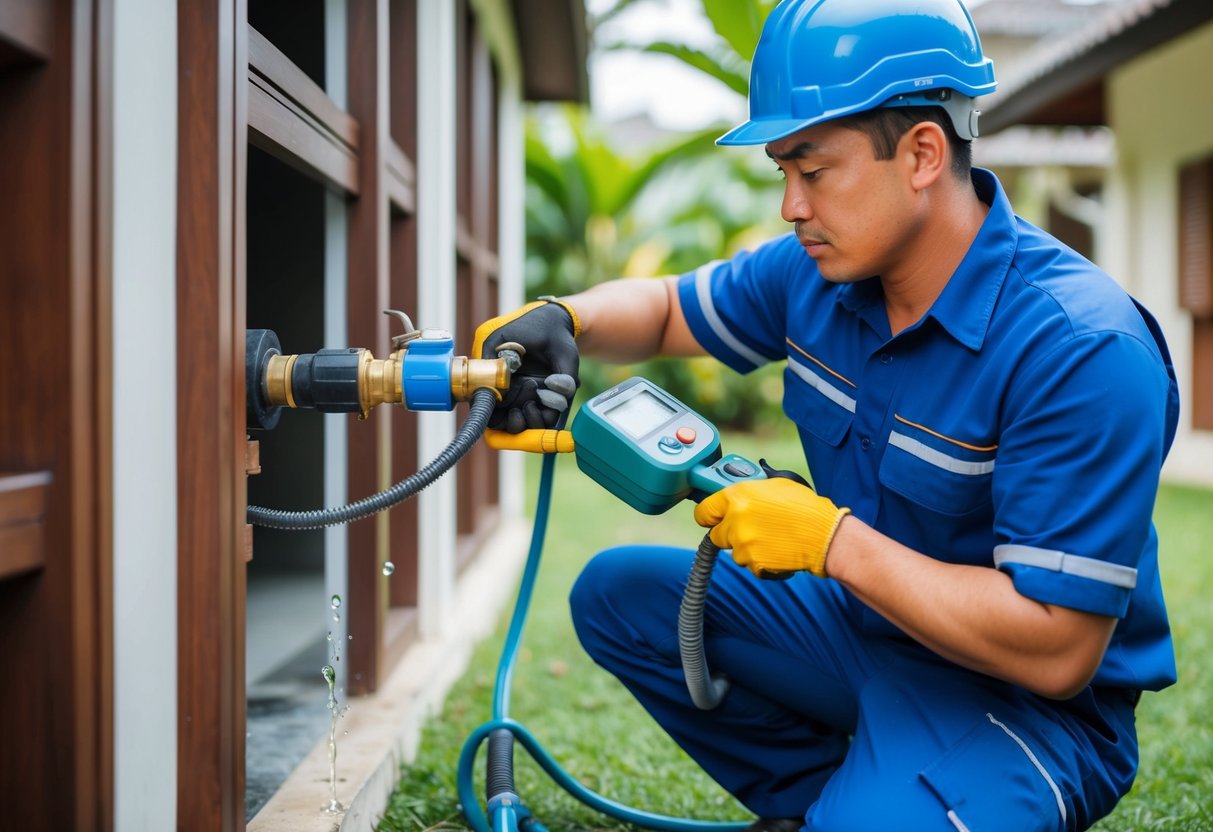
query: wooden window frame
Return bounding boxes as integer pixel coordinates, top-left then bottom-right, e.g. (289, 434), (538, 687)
(453, 4), (501, 570)
(1178, 155), (1213, 430)
(0, 0), (112, 826)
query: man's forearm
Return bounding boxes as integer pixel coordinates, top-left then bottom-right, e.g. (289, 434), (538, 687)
(561, 276), (705, 362)
(827, 517), (1117, 699)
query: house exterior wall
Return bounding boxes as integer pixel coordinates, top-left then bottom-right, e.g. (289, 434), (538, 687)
(415, 0), (460, 639)
(1104, 19), (1213, 485)
(111, 2), (180, 829)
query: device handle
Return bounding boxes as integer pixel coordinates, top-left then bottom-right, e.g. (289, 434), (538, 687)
(483, 428), (575, 454)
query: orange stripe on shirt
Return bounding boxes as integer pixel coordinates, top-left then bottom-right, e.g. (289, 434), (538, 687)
(894, 414), (999, 452)
(786, 339), (857, 388)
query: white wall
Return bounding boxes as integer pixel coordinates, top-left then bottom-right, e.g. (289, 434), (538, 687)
(1106, 20), (1213, 485)
(416, 0), (460, 637)
(111, 0), (178, 828)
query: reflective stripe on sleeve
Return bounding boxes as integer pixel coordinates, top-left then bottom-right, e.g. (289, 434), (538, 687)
(888, 431), (994, 475)
(693, 261), (770, 369)
(993, 544), (1137, 589)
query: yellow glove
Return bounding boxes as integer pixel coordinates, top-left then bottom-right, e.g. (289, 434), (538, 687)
(693, 477), (850, 579)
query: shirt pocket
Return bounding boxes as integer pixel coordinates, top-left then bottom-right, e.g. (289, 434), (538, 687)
(783, 356), (855, 447)
(878, 415), (995, 517)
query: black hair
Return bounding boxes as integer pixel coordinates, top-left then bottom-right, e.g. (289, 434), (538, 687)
(832, 106), (972, 180)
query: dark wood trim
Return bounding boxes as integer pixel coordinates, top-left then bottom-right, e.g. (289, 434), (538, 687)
(386, 137), (415, 214)
(88, 0), (115, 823)
(176, 0), (248, 828)
(248, 25), (358, 150)
(455, 217), (500, 278)
(509, 0), (589, 103)
(1193, 317), (1213, 432)
(1178, 155), (1213, 318)
(0, 0), (110, 824)
(247, 24), (362, 194)
(387, 0), (420, 614)
(0, 0), (52, 63)
(247, 71), (359, 194)
(345, 0), (390, 696)
(0, 471), (51, 580)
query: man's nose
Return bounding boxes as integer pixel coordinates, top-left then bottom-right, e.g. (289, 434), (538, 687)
(781, 179), (813, 224)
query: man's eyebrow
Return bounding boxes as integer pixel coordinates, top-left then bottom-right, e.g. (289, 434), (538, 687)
(765, 142), (818, 162)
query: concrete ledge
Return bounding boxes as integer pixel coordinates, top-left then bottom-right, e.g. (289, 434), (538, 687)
(248, 517), (533, 832)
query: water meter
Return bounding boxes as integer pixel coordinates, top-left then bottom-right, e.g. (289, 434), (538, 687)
(571, 377), (766, 514)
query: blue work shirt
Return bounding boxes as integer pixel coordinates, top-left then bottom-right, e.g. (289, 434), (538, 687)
(677, 168), (1179, 691)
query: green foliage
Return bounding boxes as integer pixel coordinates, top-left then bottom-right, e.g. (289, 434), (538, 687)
(521, 0), (791, 429)
(700, 0), (778, 64)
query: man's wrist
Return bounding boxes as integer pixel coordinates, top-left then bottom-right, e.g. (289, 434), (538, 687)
(536, 295), (582, 338)
(822, 512), (858, 580)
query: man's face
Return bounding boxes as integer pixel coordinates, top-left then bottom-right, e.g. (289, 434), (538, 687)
(766, 121), (920, 283)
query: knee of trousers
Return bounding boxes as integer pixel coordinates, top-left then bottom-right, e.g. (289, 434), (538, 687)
(569, 545), (689, 661)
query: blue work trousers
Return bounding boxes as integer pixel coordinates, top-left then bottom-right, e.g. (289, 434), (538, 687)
(569, 545), (1140, 832)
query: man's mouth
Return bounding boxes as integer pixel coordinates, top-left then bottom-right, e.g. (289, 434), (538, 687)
(795, 223), (828, 253)
(798, 236), (828, 255)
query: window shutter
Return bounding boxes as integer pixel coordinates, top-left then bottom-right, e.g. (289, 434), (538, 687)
(1178, 157), (1213, 319)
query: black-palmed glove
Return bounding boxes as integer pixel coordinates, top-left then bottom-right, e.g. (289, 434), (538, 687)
(472, 298), (580, 432)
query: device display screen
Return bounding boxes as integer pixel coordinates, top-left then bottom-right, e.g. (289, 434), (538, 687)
(603, 389), (676, 439)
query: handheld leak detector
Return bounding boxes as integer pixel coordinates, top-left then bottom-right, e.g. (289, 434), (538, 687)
(571, 377), (766, 513)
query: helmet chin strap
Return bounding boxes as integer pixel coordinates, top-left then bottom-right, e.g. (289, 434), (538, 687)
(881, 89), (982, 140)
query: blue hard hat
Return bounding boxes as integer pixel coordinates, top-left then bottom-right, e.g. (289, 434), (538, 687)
(718, 0), (997, 146)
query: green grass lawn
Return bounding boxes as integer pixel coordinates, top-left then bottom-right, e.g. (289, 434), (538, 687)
(379, 430), (1213, 831)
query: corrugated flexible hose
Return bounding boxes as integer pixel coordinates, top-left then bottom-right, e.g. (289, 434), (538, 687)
(246, 387), (497, 530)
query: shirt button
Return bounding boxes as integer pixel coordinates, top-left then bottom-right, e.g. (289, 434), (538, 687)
(860, 437), (871, 451)
(880, 353), (892, 365)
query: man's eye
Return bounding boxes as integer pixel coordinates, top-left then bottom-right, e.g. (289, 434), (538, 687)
(801, 168), (823, 182)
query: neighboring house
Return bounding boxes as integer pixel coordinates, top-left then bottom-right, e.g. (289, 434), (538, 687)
(980, 0), (1213, 485)
(970, 1), (1119, 263)
(0, 2), (586, 831)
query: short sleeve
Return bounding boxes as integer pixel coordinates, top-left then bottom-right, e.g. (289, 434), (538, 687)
(991, 330), (1174, 618)
(677, 234), (804, 373)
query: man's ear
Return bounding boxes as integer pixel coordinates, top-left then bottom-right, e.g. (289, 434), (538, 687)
(902, 122), (947, 191)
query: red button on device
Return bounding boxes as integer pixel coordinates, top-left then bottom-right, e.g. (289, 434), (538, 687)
(675, 427), (697, 445)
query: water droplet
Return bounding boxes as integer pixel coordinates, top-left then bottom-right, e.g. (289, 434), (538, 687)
(347, 634), (353, 641)
(330, 594), (342, 609)
(322, 664), (336, 685)
(382, 561), (395, 576)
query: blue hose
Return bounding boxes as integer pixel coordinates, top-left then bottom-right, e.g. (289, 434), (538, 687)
(456, 450), (749, 832)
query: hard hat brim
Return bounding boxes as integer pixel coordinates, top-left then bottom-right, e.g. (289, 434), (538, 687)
(716, 117), (819, 147)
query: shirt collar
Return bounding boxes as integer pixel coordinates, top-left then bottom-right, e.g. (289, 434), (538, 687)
(835, 168), (1017, 350)
(926, 168), (1017, 350)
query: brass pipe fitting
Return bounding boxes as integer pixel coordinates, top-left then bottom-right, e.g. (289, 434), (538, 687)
(359, 349), (405, 418)
(449, 356), (512, 402)
(264, 353), (297, 409)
